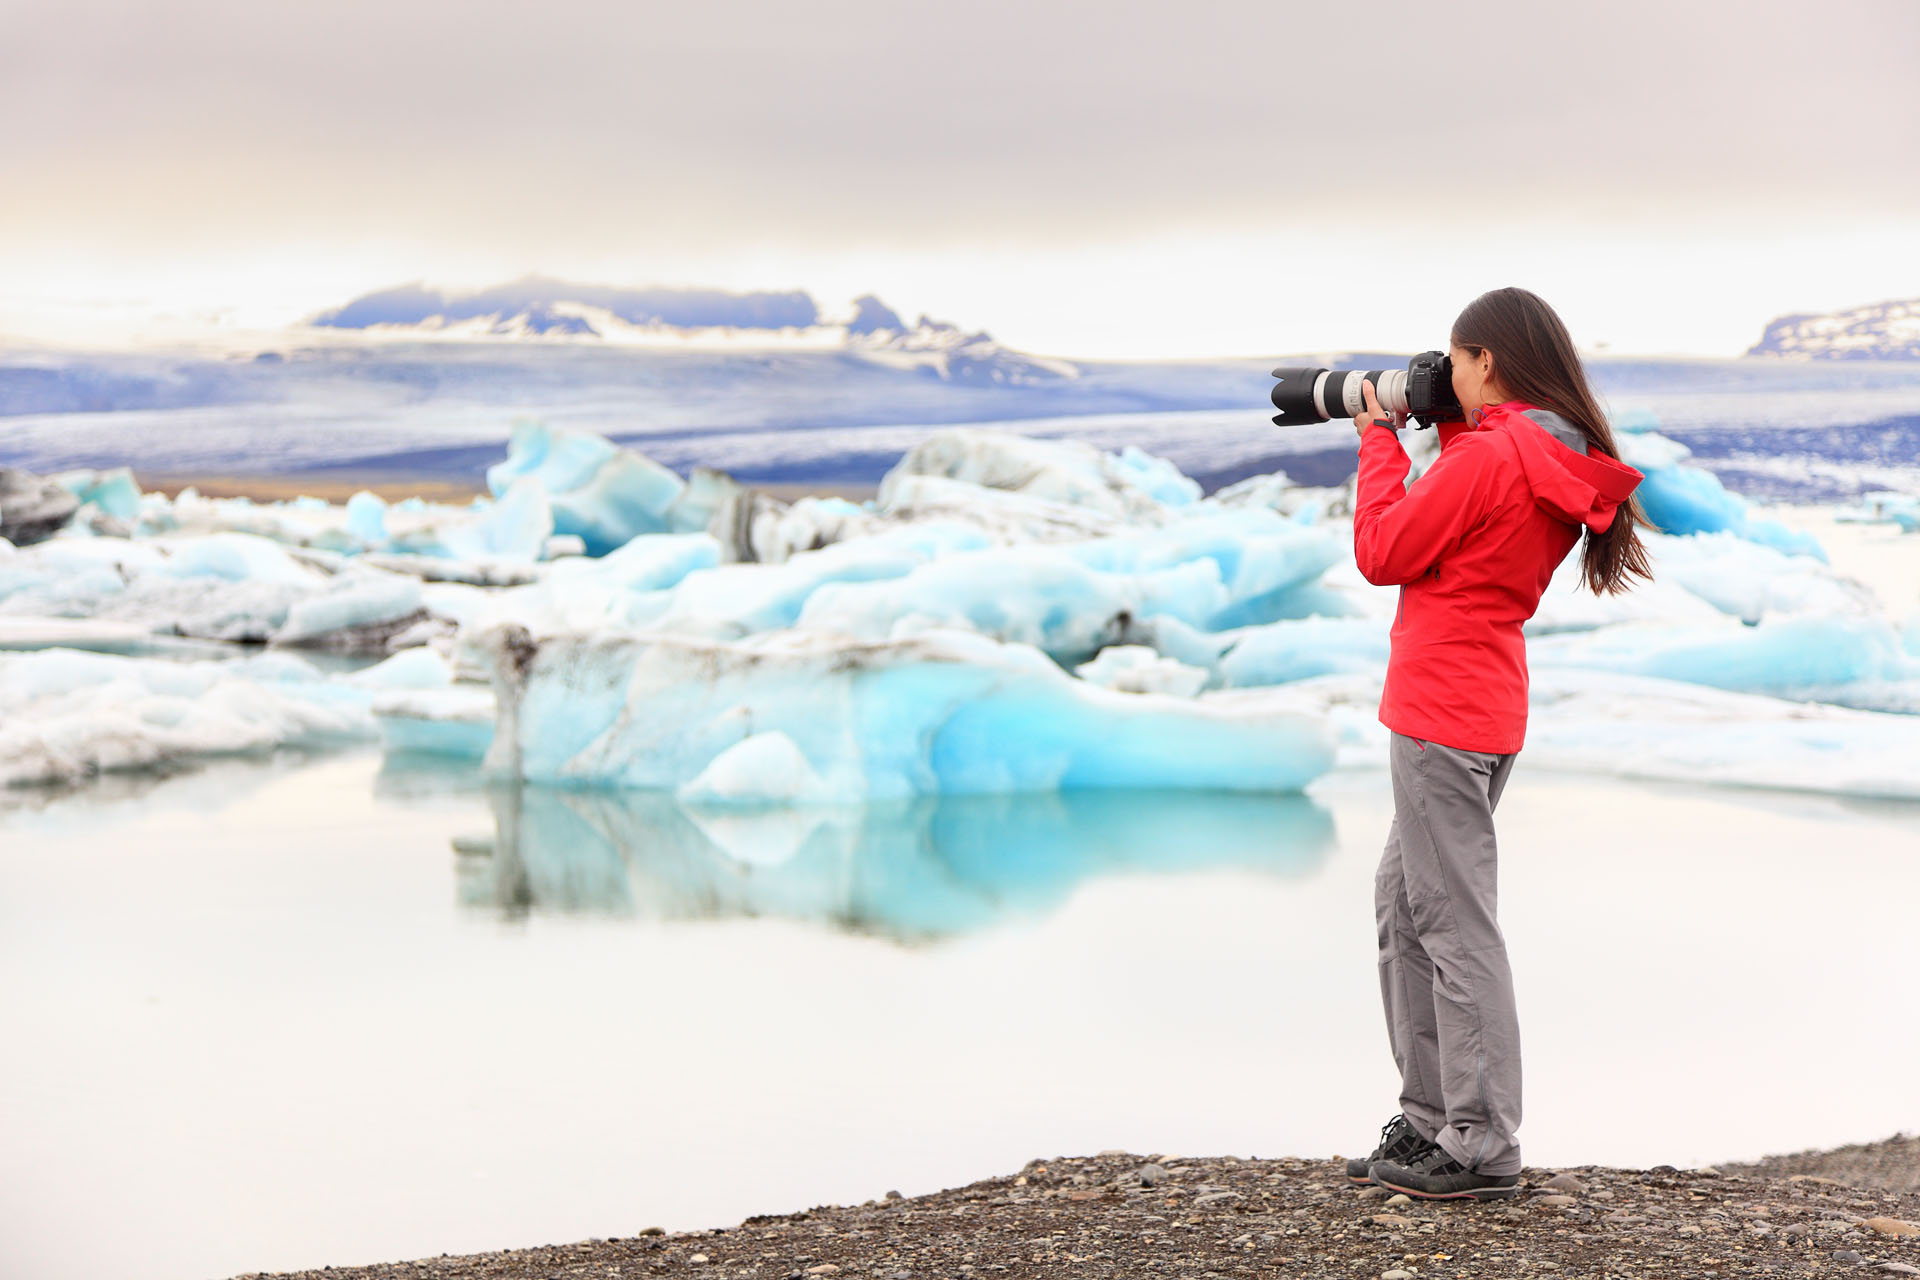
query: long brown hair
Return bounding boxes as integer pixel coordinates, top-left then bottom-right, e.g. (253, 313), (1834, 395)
(1451, 287), (1653, 595)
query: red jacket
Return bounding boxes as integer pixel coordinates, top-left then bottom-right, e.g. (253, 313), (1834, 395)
(1353, 401), (1644, 754)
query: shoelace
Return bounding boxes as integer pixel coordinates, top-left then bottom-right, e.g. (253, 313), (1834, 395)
(1376, 1114), (1411, 1150)
(1406, 1144), (1465, 1175)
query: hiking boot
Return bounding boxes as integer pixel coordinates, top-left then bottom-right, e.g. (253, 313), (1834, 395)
(1344, 1113), (1437, 1185)
(1369, 1143), (1522, 1200)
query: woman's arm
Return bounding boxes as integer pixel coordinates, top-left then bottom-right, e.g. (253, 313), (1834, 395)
(1351, 383), (1501, 586)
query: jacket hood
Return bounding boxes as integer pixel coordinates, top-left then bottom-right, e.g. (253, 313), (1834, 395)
(1486, 402), (1643, 533)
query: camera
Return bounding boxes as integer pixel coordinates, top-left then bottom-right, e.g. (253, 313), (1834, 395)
(1269, 350), (1460, 430)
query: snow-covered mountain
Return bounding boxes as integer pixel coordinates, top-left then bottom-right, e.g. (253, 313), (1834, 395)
(307, 277), (1076, 385)
(1747, 298), (1920, 360)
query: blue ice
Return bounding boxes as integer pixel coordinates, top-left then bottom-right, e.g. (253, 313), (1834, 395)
(1619, 431), (1826, 560)
(486, 422), (688, 554)
(479, 626), (1336, 799)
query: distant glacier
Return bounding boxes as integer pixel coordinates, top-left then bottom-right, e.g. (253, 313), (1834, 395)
(1747, 296), (1920, 360)
(5, 277), (1920, 500)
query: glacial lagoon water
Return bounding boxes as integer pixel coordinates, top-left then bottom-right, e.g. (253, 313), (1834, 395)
(3, 749), (1918, 1280)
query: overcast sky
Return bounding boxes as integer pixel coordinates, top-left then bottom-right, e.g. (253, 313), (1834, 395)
(3, 0), (1916, 357)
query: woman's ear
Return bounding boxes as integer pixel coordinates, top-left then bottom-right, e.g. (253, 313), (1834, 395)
(1482, 353), (1510, 402)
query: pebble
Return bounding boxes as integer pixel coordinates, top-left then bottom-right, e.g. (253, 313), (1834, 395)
(1835, 1250), (1867, 1265)
(804, 1266), (840, 1276)
(1543, 1173), (1587, 1194)
(1193, 1192), (1241, 1207)
(690, 1255), (710, 1265)
(1535, 1195), (1577, 1209)
(1381, 1271), (1414, 1280)
(1371, 1213), (1414, 1229)
(1880, 1265), (1920, 1277)
(1864, 1217), (1920, 1238)
(1384, 1193), (1412, 1206)
(1138, 1164), (1166, 1187)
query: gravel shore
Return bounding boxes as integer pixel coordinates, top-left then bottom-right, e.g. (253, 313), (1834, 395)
(239, 1137), (1920, 1280)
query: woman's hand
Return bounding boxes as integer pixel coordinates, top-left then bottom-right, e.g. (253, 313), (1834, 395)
(1354, 379), (1406, 439)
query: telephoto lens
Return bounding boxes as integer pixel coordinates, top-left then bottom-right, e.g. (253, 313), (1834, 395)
(1270, 351), (1458, 429)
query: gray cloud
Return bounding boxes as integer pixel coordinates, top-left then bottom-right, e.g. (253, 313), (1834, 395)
(5, 0), (1917, 252)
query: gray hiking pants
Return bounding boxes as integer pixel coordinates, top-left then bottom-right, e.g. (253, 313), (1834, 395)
(1375, 731), (1523, 1176)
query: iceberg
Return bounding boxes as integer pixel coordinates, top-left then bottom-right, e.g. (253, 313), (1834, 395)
(1073, 644), (1210, 697)
(54, 467), (144, 522)
(1214, 616), (1392, 688)
(877, 428), (1197, 523)
(372, 687), (497, 759)
(793, 512), (1341, 662)
(477, 625), (1336, 800)
(1521, 667), (1920, 799)
(877, 473), (1126, 543)
(1618, 431), (1826, 559)
(628, 523), (990, 640)
(433, 532), (722, 641)
(344, 490), (389, 546)
(0, 648), (377, 788)
(0, 533), (427, 651)
(1836, 491), (1920, 533)
(1215, 666), (1920, 801)
(1528, 614), (1920, 709)
(430, 477), (554, 563)
(1634, 530), (1876, 623)
(485, 422), (691, 554)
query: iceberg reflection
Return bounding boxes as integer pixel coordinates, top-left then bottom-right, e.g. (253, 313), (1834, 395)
(455, 785), (1335, 940)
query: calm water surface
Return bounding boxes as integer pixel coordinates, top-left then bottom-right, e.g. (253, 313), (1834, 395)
(2, 750), (1917, 1280)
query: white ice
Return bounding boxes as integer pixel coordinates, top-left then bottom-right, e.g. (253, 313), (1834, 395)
(484, 422), (693, 555)
(877, 428), (1199, 524)
(1216, 666), (1920, 800)
(1618, 430), (1827, 559)
(11, 421), (1920, 806)
(477, 625), (1336, 800)
(0, 533), (424, 650)
(0, 648), (377, 788)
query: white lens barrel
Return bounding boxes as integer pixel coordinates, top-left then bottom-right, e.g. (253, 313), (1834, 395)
(1319, 369), (1409, 418)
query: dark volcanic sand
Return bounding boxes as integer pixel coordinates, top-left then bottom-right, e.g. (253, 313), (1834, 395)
(238, 1139), (1920, 1280)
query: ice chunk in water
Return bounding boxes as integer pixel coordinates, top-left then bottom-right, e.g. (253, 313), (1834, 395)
(878, 428), (1196, 522)
(0, 649), (376, 787)
(1528, 614), (1920, 704)
(434, 477), (554, 562)
(345, 491), (389, 546)
(54, 468), (143, 521)
(479, 625), (1335, 799)
(1073, 645), (1209, 697)
(1618, 432), (1825, 559)
(486, 423), (688, 554)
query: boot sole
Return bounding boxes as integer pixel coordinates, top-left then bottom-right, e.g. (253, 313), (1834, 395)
(1371, 1174), (1521, 1201)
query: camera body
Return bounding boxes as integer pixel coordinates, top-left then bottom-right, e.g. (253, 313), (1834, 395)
(1270, 350), (1462, 430)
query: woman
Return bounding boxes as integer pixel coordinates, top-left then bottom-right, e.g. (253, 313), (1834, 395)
(1341, 287), (1651, 1200)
